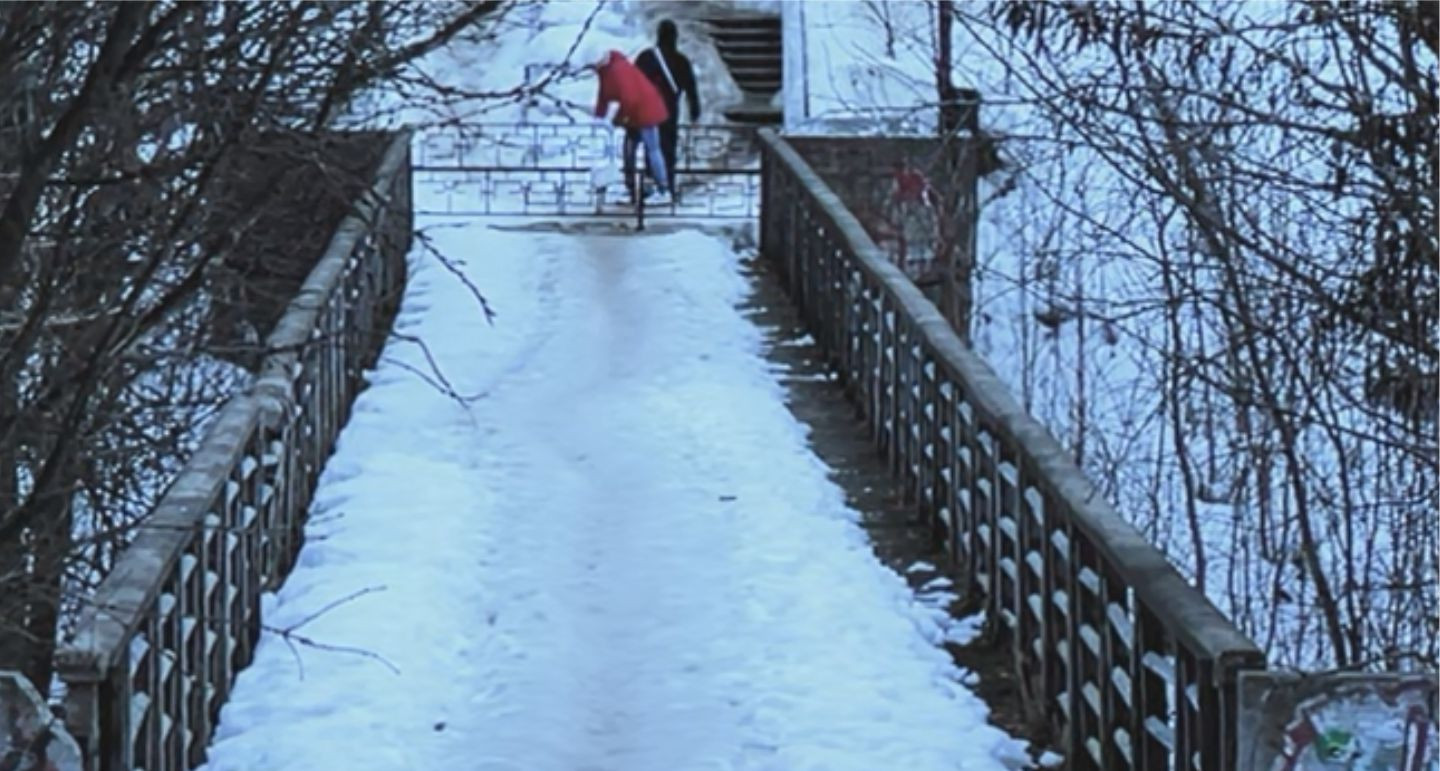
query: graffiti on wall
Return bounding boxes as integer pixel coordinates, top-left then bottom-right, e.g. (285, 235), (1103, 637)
(1270, 678), (1437, 771)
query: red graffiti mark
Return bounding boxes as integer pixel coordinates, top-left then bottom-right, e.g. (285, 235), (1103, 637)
(891, 166), (931, 205)
(1277, 716), (1318, 771)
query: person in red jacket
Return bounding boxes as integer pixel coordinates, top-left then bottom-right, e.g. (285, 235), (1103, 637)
(590, 48), (672, 204)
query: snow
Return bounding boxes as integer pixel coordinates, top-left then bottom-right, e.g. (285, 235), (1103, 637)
(187, 4), (1042, 767)
(1036, 751), (1064, 768)
(196, 218), (1031, 770)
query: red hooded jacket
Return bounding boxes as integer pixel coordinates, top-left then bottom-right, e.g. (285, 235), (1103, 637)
(594, 50), (669, 128)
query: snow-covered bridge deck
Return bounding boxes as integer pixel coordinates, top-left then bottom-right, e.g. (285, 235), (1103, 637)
(194, 219), (1031, 770)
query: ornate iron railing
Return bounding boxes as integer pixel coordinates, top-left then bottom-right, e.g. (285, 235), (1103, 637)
(758, 127), (1268, 770)
(412, 122), (759, 217)
(51, 131), (413, 771)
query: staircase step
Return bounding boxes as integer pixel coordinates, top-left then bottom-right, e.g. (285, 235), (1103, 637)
(706, 13), (784, 106)
(708, 26), (779, 35)
(712, 35), (782, 48)
(712, 28), (781, 37)
(723, 64), (781, 75)
(714, 47), (782, 58)
(722, 105), (783, 126)
(715, 44), (782, 56)
(708, 19), (781, 43)
(706, 16), (780, 29)
(717, 52), (781, 65)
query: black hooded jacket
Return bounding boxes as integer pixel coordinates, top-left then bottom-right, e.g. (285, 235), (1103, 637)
(635, 22), (700, 122)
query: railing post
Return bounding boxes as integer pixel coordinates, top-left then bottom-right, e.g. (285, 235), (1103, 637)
(1068, 531), (1098, 769)
(917, 351), (936, 520)
(60, 673), (101, 770)
(875, 298), (887, 469)
(1131, 606), (1170, 768)
(1012, 458), (1041, 721)
(1038, 486), (1064, 740)
(901, 325), (921, 501)
(759, 146), (772, 260)
(1197, 656), (1220, 769)
(1097, 568), (1124, 767)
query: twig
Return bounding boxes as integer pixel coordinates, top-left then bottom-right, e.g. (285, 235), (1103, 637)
(266, 625), (402, 680)
(413, 228), (498, 324)
(283, 585), (388, 633)
(262, 585), (402, 680)
(384, 333), (490, 404)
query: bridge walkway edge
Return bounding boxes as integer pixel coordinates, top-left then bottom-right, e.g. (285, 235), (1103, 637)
(736, 249), (1054, 760)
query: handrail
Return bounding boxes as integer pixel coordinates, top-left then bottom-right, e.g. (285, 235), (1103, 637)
(413, 122), (760, 171)
(411, 122), (760, 218)
(757, 127), (1266, 770)
(53, 129), (414, 771)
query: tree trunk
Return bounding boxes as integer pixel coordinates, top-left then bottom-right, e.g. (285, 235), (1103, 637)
(0, 355), (28, 682)
(934, 0), (978, 341)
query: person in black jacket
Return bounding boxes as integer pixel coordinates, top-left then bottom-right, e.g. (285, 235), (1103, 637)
(626, 19), (700, 202)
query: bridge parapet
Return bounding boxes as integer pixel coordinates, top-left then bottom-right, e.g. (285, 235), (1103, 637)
(756, 127), (1439, 770)
(21, 130), (414, 771)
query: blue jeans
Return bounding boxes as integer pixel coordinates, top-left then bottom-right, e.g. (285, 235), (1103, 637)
(623, 126), (670, 196)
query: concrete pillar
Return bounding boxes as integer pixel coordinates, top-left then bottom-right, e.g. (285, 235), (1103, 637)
(0, 670), (82, 771)
(781, 1), (808, 131)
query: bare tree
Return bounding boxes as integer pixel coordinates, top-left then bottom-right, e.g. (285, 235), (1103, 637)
(947, 0), (1437, 668)
(0, 0), (507, 695)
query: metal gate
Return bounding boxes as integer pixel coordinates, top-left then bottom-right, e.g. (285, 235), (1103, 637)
(412, 123), (760, 218)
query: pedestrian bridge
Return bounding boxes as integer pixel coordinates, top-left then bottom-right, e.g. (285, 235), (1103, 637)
(11, 125), (1433, 771)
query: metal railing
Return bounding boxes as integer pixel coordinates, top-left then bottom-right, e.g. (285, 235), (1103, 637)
(758, 127), (1268, 770)
(412, 122), (760, 217)
(51, 130), (414, 771)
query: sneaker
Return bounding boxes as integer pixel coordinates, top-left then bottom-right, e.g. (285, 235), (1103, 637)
(649, 190), (673, 206)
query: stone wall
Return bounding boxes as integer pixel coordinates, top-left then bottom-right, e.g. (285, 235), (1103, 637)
(786, 135), (973, 287)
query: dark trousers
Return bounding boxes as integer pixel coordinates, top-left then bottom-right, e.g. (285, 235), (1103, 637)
(623, 118), (680, 198)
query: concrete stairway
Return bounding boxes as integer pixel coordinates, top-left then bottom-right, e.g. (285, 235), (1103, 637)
(706, 14), (782, 125)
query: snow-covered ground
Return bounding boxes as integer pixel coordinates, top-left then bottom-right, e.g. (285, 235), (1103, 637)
(196, 218), (1031, 771)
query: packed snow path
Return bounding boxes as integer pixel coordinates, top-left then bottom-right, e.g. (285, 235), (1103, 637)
(199, 222), (1026, 771)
